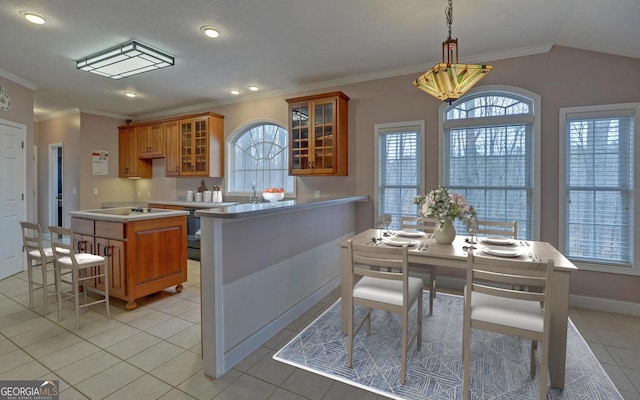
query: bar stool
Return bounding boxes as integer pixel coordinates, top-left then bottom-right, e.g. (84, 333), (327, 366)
(19, 221), (58, 315)
(49, 226), (110, 329)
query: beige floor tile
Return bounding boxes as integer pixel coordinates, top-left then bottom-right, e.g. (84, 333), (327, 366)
(157, 388), (198, 400)
(233, 346), (270, 373)
(156, 298), (200, 317)
(112, 304), (157, 324)
(125, 310), (176, 331)
(0, 337), (19, 356)
(11, 322), (67, 347)
(624, 368), (640, 392)
(146, 316), (195, 339)
(59, 387), (90, 400)
(177, 307), (201, 323)
(75, 361), (145, 400)
(69, 315), (126, 339)
(104, 331), (162, 360)
(165, 324), (201, 350)
(214, 373), (277, 400)
(607, 346), (640, 371)
(177, 367), (241, 400)
(246, 350), (295, 386)
(150, 350), (203, 386)
(602, 363), (638, 393)
(0, 312), (54, 337)
(0, 349), (35, 374)
(56, 350), (122, 385)
(86, 324), (142, 349)
(103, 373), (172, 400)
(268, 388), (307, 400)
(126, 341), (185, 372)
(39, 340), (101, 370)
(594, 329), (640, 351)
(280, 368), (333, 400)
(322, 381), (379, 400)
(23, 331), (83, 359)
(0, 360), (51, 380)
(0, 308), (41, 329)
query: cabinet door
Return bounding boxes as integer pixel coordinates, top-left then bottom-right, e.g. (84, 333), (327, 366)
(138, 124), (164, 158)
(179, 117), (209, 176)
(119, 127), (152, 178)
(96, 237), (126, 298)
(164, 121), (180, 176)
(310, 98), (337, 174)
(289, 102), (310, 174)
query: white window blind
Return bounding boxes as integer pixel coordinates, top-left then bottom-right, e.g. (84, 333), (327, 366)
(443, 92), (535, 238)
(228, 122), (294, 194)
(564, 111), (634, 267)
(375, 122), (423, 229)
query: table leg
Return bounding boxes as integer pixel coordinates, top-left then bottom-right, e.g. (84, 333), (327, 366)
(548, 270), (570, 389)
(341, 247), (351, 335)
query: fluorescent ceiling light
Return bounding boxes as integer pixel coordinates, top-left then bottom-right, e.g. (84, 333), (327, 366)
(230, 90), (240, 95)
(201, 26), (221, 38)
(249, 86), (259, 91)
(125, 92), (136, 98)
(76, 40), (174, 80)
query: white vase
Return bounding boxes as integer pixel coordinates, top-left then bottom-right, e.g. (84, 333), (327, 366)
(434, 218), (456, 244)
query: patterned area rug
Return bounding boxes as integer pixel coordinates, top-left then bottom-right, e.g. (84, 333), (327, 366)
(274, 292), (622, 399)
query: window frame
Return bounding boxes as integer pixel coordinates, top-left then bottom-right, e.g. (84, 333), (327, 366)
(559, 102), (640, 275)
(225, 119), (295, 196)
(438, 85), (541, 240)
(374, 120), (425, 230)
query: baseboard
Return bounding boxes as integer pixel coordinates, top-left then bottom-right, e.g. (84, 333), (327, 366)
(437, 276), (640, 316)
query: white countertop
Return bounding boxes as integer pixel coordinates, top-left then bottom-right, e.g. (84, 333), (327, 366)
(69, 207), (188, 222)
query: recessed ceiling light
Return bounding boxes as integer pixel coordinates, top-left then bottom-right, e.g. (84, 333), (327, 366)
(125, 92), (136, 98)
(21, 11), (47, 25)
(201, 26), (221, 38)
(230, 90), (240, 95)
(249, 86), (259, 92)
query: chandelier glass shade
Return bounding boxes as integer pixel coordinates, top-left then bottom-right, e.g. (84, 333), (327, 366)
(413, 1), (492, 102)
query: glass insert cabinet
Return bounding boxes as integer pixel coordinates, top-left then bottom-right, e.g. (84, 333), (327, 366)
(286, 91), (349, 176)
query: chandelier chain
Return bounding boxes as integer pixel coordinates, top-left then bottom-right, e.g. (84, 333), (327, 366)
(445, 0), (453, 39)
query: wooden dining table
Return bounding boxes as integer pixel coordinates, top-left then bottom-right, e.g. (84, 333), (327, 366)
(338, 229), (579, 389)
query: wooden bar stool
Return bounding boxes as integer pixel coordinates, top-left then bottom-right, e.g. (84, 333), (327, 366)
(49, 226), (110, 329)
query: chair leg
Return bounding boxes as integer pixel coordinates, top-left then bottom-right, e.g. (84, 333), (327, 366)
(347, 304), (354, 368)
(27, 260), (34, 310)
(56, 265), (63, 323)
(530, 340), (537, 377)
(103, 264), (110, 320)
(401, 311), (408, 384)
(41, 260), (49, 316)
(417, 292), (423, 350)
(73, 269), (80, 330)
(462, 309), (471, 400)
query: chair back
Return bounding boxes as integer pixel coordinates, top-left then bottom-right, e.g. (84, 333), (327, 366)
(20, 221), (49, 260)
(476, 220), (517, 239)
(465, 250), (554, 329)
(48, 226), (75, 262)
(401, 216), (435, 233)
(348, 240), (410, 300)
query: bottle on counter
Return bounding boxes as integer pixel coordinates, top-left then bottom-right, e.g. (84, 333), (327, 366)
(214, 185), (223, 202)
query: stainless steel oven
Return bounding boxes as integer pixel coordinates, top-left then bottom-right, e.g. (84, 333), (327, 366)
(185, 208), (200, 260)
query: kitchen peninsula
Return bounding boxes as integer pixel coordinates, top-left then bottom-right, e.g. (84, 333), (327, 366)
(68, 207), (188, 310)
(196, 196), (367, 378)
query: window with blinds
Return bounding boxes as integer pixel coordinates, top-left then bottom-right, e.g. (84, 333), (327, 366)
(443, 92), (536, 239)
(228, 122), (294, 194)
(562, 106), (636, 270)
(375, 122), (424, 230)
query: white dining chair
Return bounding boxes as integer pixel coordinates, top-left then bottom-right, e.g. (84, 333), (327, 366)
(49, 225), (110, 330)
(463, 250), (554, 400)
(346, 239), (423, 384)
(401, 215), (437, 315)
(476, 219), (517, 239)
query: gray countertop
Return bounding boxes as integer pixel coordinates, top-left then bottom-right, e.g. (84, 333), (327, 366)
(195, 196), (368, 219)
(147, 200), (239, 208)
(69, 207), (188, 223)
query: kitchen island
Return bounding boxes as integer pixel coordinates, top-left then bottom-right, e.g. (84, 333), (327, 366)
(196, 196), (367, 378)
(69, 207), (188, 310)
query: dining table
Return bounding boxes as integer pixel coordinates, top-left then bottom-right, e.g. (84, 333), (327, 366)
(338, 229), (579, 389)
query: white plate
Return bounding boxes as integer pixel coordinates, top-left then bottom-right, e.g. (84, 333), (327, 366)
(481, 246), (523, 258)
(480, 237), (516, 246)
(396, 229), (426, 238)
(383, 237), (419, 247)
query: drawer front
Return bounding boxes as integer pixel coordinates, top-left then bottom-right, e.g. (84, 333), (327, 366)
(95, 221), (125, 240)
(71, 218), (95, 235)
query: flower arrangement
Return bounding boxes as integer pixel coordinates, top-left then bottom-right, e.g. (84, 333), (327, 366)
(414, 186), (476, 227)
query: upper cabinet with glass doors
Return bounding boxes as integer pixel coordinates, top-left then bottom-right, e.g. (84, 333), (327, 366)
(286, 91), (349, 176)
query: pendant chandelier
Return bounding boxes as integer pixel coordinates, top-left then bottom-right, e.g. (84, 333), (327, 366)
(413, 0), (492, 102)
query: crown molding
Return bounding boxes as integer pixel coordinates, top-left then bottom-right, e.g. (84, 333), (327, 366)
(0, 68), (37, 90)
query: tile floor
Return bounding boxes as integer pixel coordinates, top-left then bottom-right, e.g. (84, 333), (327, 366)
(1, 260), (639, 400)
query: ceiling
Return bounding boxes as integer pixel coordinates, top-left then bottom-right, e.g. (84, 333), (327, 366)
(1, 0), (639, 121)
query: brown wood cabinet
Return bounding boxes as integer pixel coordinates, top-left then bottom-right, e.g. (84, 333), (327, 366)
(71, 215), (187, 310)
(166, 113), (224, 177)
(118, 126), (152, 178)
(164, 121), (180, 176)
(286, 91), (349, 176)
(137, 123), (165, 159)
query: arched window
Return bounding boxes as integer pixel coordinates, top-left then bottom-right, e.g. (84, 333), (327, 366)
(441, 87), (540, 239)
(227, 121), (294, 194)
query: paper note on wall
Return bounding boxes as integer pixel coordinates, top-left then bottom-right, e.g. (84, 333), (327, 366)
(92, 150), (108, 175)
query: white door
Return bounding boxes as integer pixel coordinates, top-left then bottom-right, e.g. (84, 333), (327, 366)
(0, 120), (26, 280)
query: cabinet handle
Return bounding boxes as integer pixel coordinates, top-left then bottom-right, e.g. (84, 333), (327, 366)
(77, 241), (84, 252)
(104, 245), (112, 258)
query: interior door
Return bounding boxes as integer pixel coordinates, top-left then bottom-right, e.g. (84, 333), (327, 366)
(0, 119), (26, 279)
